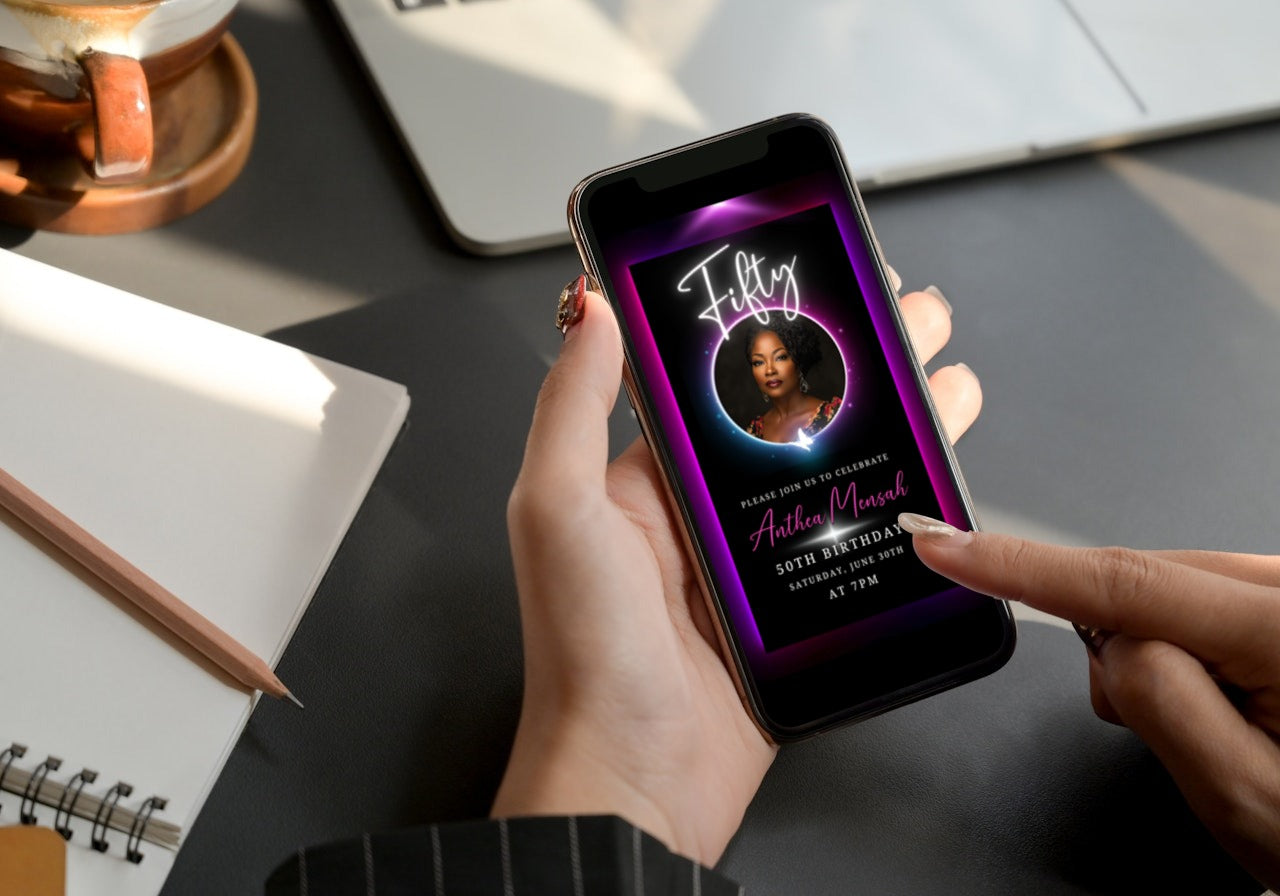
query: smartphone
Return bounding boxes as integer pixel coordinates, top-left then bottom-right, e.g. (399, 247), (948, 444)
(568, 114), (1015, 741)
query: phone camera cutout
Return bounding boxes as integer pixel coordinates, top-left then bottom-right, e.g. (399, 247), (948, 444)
(713, 312), (846, 448)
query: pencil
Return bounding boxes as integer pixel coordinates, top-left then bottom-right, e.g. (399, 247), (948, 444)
(0, 464), (302, 708)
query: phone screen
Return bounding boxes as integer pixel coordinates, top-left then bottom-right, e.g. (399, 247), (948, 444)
(574, 117), (1013, 737)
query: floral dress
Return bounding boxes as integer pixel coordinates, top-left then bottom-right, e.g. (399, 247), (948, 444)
(748, 396), (842, 440)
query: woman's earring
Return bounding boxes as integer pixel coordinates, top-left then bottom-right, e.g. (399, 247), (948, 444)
(763, 392), (771, 403)
(801, 373), (811, 393)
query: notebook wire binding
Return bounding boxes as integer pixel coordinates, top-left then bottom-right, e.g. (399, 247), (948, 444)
(0, 743), (180, 863)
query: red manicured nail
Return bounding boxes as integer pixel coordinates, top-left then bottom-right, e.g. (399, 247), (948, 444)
(556, 274), (587, 335)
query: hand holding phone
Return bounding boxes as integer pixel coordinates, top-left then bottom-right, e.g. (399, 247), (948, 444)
(497, 252), (985, 865)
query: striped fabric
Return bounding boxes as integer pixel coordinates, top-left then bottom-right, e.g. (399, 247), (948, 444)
(266, 815), (743, 896)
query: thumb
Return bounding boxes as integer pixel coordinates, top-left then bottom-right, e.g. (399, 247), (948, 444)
(1096, 636), (1280, 881)
(517, 281), (623, 498)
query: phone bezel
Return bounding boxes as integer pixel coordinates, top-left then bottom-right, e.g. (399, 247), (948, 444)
(568, 114), (1015, 740)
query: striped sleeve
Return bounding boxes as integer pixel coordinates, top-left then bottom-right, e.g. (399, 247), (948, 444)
(265, 815), (743, 896)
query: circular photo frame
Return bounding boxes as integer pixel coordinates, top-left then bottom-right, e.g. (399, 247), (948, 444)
(713, 313), (847, 446)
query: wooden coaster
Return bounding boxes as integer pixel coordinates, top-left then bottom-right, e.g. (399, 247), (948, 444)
(0, 34), (257, 234)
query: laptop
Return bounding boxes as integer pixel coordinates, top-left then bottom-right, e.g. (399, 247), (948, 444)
(328, 0), (1280, 255)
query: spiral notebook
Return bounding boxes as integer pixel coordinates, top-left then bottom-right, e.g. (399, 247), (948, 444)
(0, 249), (410, 896)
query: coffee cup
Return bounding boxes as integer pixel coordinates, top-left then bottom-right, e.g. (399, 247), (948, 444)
(0, 0), (237, 184)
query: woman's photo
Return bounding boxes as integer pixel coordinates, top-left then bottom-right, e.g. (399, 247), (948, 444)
(715, 314), (845, 445)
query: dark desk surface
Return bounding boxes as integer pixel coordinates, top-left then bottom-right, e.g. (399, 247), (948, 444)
(8, 2), (1279, 893)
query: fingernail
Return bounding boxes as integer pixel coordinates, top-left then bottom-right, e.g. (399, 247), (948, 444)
(954, 361), (976, 377)
(556, 274), (587, 336)
(924, 285), (953, 316)
(1073, 623), (1112, 659)
(887, 264), (902, 293)
(898, 512), (973, 545)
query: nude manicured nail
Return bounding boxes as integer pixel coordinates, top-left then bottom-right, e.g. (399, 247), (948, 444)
(887, 264), (903, 293)
(556, 274), (587, 336)
(924, 285), (953, 316)
(898, 512), (973, 545)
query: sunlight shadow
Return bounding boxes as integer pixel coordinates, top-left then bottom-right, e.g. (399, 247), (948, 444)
(1102, 153), (1280, 319)
(1, 252), (335, 433)
(394, 0), (707, 134)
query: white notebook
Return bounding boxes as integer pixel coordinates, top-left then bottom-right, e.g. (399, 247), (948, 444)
(0, 249), (410, 896)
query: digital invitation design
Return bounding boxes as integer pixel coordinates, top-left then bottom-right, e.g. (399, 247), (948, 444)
(601, 172), (971, 678)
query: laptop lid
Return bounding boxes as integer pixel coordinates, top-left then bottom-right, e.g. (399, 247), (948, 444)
(329, 0), (1280, 255)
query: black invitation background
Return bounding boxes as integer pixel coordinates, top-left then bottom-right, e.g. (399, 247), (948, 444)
(629, 205), (952, 650)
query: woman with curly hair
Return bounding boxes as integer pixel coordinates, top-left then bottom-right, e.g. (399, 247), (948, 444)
(742, 316), (841, 443)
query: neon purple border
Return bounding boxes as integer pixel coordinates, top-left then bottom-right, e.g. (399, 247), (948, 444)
(603, 171), (971, 678)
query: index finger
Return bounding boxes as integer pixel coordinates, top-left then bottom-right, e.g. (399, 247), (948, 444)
(911, 528), (1280, 667)
(1151, 549), (1280, 588)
